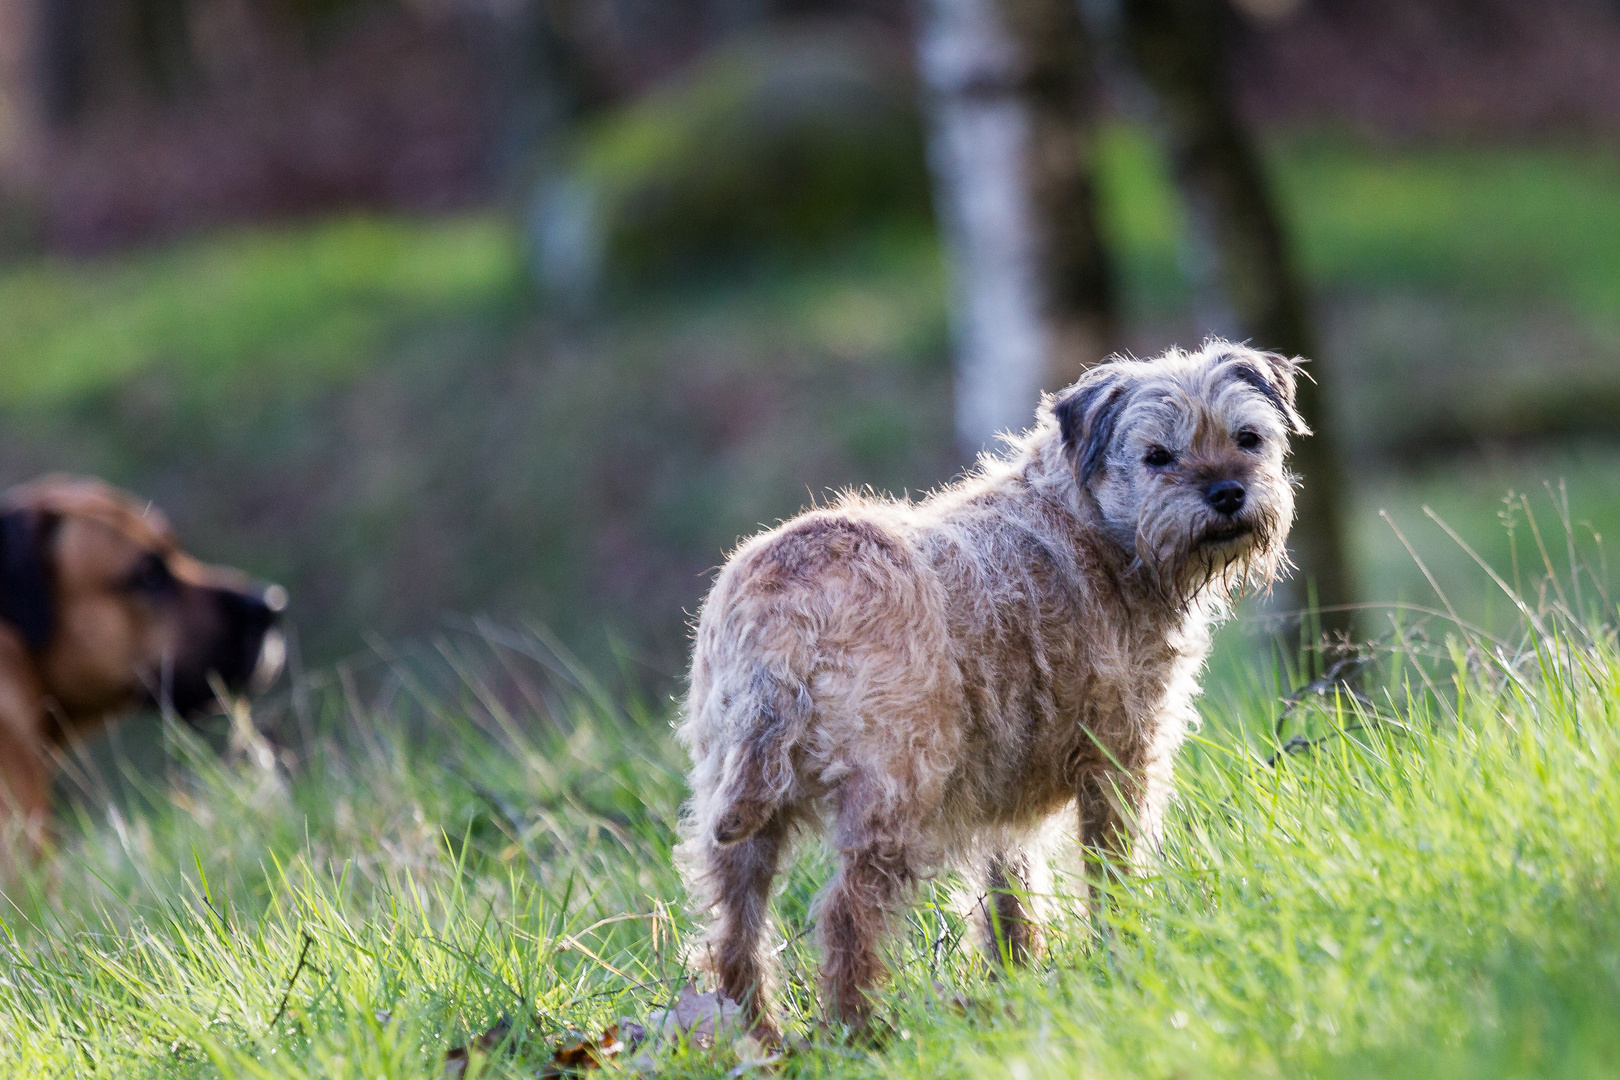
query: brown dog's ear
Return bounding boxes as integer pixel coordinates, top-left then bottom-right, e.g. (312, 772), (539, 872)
(1054, 365), (1132, 486)
(1225, 351), (1311, 436)
(0, 510), (55, 652)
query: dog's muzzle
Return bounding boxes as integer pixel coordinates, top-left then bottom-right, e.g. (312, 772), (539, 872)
(1199, 523), (1252, 548)
(164, 582), (288, 718)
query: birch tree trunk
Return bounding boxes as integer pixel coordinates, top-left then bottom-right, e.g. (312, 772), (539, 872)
(918, 0), (1117, 452)
(1119, 0), (1353, 634)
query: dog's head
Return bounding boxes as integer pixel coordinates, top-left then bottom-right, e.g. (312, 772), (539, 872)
(1053, 341), (1306, 604)
(0, 476), (286, 722)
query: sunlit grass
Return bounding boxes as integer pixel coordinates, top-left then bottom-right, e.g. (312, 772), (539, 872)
(1357, 453), (1620, 635)
(1096, 125), (1620, 322)
(6, 508), (1620, 1078)
(2, 630), (693, 1077)
(1283, 137), (1620, 319)
(0, 214), (523, 406)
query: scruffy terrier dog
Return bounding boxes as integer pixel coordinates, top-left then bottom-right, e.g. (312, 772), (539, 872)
(676, 340), (1306, 1037)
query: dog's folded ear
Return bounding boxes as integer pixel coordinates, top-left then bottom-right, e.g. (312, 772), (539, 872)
(1054, 365), (1132, 486)
(1227, 351), (1311, 436)
(0, 509), (55, 652)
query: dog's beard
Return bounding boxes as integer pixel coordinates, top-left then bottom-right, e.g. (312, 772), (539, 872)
(1133, 497), (1290, 609)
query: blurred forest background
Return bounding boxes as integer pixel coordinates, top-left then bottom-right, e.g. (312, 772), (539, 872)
(5, 0), (1620, 684)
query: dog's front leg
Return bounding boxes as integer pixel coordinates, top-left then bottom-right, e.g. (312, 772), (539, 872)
(1077, 746), (1177, 892)
(978, 849), (1044, 967)
(1077, 769), (1135, 891)
(0, 731), (51, 879)
(0, 743), (50, 876)
(0, 638), (51, 879)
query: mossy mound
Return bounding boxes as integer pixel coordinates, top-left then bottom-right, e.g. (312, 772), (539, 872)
(530, 24), (933, 303)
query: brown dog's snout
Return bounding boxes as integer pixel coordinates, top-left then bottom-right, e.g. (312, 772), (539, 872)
(140, 581), (286, 719)
(0, 475), (300, 858)
(166, 582), (287, 716)
(221, 586), (285, 663)
(217, 582), (283, 636)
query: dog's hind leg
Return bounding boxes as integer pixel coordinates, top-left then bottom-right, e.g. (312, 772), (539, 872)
(678, 665), (816, 1041)
(815, 775), (920, 1031)
(677, 803), (790, 1049)
(711, 669), (812, 845)
(686, 820), (787, 1042)
(817, 844), (911, 1029)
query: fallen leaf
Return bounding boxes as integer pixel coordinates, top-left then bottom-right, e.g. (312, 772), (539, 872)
(443, 1016), (514, 1080)
(540, 1022), (635, 1078)
(619, 985), (773, 1074)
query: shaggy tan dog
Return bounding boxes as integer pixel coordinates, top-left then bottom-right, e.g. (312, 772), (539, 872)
(677, 340), (1306, 1036)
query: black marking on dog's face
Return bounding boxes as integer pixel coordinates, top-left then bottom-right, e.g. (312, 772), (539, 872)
(1223, 353), (1309, 435)
(124, 551), (180, 602)
(0, 509), (57, 651)
(155, 583), (284, 720)
(1056, 369), (1133, 486)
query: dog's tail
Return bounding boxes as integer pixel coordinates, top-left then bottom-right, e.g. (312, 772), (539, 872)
(709, 667), (813, 845)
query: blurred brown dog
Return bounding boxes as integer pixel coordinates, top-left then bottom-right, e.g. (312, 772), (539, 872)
(0, 476), (286, 866)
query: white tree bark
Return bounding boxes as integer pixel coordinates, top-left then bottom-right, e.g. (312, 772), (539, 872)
(919, 0), (1115, 451)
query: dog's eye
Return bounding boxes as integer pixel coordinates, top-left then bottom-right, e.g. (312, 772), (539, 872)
(1143, 446), (1174, 468)
(128, 554), (176, 598)
(1235, 430), (1263, 450)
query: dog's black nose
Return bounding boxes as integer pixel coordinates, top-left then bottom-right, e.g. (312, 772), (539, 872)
(1206, 480), (1246, 516)
(219, 586), (280, 634)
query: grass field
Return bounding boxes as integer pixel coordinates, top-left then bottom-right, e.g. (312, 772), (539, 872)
(0, 215), (525, 406)
(5, 135), (1620, 1075)
(5, 531), (1620, 1078)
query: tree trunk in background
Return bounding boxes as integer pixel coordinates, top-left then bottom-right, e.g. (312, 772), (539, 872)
(37, 0), (94, 129)
(1119, 0), (1353, 638)
(918, 0), (1117, 453)
(0, 0), (32, 191)
(0, 0), (90, 141)
(131, 0), (196, 100)
(1, 0), (83, 224)
(481, 0), (614, 188)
